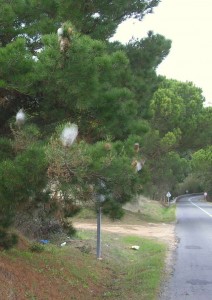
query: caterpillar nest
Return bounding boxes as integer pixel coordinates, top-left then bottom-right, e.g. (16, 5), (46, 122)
(134, 143), (140, 153)
(60, 37), (70, 53)
(131, 158), (146, 172)
(104, 143), (112, 151)
(57, 25), (73, 53)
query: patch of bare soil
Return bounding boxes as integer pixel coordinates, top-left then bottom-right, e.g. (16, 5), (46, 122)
(74, 220), (175, 245)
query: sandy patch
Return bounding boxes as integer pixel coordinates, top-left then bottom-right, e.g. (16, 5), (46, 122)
(74, 221), (175, 245)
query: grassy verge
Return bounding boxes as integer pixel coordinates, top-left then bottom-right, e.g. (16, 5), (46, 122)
(74, 202), (176, 225)
(138, 203), (176, 223)
(0, 241), (111, 300)
(0, 198), (174, 299)
(77, 229), (167, 300)
(0, 230), (166, 300)
(123, 197), (176, 223)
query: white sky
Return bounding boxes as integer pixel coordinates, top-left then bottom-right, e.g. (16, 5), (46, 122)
(111, 0), (212, 106)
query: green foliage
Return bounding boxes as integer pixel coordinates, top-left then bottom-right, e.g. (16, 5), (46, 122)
(0, 146), (47, 203)
(191, 146), (212, 194)
(46, 129), (145, 219)
(0, 124), (49, 233)
(192, 107), (212, 149)
(57, 0), (160, 40)
(34, 33), (141, 139)
(141, 129), (190, 198)
(150, 79), (205, 146)
(110, 33), (172, 118)
(0, 228), (18, 249)
(0, 0), (211, 243)
(29, 242), (45, 253)
(65, 223), (77, 237)
(15, 146), (48, 193)
(102, 199), (125, 220)
(160, 129), (181, 151)
(12, 124), (41, 152)
(0, 137), (13, 162)
(0, 38), (34, 91)
(176, 174), (203, 195)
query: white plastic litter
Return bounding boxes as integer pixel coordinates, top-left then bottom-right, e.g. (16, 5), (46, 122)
(131, 245), (140, 250)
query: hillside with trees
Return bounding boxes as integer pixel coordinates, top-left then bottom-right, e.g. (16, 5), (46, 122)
(0, 0), (211, 248)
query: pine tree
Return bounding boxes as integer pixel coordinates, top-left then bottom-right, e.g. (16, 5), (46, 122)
(0, 0), (178, 247)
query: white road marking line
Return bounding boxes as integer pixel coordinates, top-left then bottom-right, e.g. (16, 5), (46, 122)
(189, 198), (212, 218)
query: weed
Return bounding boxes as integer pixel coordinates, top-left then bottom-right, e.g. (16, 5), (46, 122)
(29, 242), (45, 253)
(25, 290), (37, 299)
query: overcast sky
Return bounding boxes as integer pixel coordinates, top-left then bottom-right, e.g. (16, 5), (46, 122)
(111, 0), (212, 106)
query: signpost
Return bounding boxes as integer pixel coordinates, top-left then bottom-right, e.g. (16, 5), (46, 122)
(96, 194), (106, 259)
(166, 192), (171, 205)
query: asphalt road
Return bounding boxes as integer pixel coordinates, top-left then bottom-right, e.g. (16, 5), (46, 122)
(161, 195), (212, 300)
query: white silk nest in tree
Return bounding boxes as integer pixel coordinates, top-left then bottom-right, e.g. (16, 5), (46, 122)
(16, 109), (25, 126)
(136, 162), (142, 172)
(57, 27), (64, 36)
(60, 124), (78, 147)
(91, 12), (100, 19)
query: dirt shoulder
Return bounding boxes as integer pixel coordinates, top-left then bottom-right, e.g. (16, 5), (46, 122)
(73, 197), (176, 246)
(74, 220), (175, 246)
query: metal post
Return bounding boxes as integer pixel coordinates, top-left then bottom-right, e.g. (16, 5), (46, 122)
(97, 205), (102, 259)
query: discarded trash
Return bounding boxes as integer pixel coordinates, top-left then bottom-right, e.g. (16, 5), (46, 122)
(131, 245), (140, 250)
(39, 240), (49, 244)
(60, 242), (67, 247)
